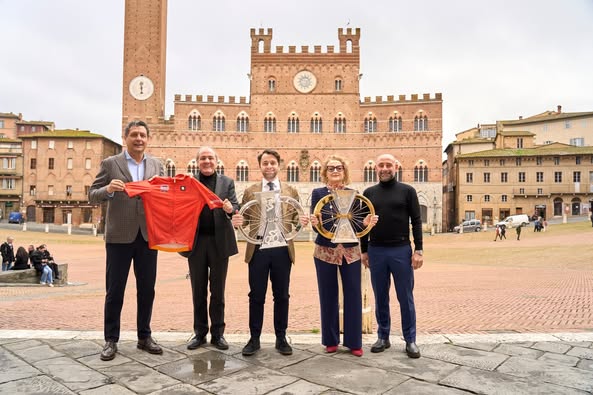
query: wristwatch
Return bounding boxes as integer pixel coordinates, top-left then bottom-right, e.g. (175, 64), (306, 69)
(414, 250), (423, 256)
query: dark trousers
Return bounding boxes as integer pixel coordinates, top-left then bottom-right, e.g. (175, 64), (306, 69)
(188, 234), (229, 338)
(368, 244), (416, 342)
(248, 246), (292, 339)
(104, 231), (158, 342)
(314, 257), (362, 349)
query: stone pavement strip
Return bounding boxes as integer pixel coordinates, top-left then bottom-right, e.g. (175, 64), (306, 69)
(0, 330), (592, 394)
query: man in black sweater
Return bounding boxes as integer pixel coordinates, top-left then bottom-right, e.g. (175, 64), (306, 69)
(185, 147), (239, 351)
(361, 153), (424, 358)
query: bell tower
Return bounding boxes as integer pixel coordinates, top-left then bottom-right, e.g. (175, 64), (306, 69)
(122, 0), (168, 132)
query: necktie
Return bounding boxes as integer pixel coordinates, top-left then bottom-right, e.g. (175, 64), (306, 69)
(267, 182), (275, 191)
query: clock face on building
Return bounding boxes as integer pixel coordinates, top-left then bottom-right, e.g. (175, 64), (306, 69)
(129, 75), (154, 100)
(293, 70), (317, 93)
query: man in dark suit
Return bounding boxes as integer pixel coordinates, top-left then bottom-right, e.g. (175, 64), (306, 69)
(89, 120), (165, 361)
(232, 149), (308, 357)
(186, 147), (239, 351)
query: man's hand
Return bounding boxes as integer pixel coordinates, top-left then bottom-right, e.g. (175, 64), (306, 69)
(106, 179), (125, 194)
(231, 210), (243, 228)
(299, 215), (310, 227)
(412, 252), (423, 270)
(361, 252), (369, 268)
(222, 199), (233, 214)
(363, 214), (379, 227)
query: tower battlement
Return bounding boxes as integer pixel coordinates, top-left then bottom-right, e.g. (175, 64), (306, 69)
(361, 93), (443, 104)
(251, 28), (360, 55)
(174, 94), (249, 105)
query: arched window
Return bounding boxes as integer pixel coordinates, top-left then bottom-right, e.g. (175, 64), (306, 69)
(287, 161), (299, 182)
(396, 166), (403, 181)
(414, 115), (428, 131)
(216, 161), (225, 176)
(165, 159), (176, 177)
(264, 117), (276, 133)
(414, 161), (429, 182)
(287, 115), (300, 133)
(364, 161), (377, 183)
(187, 159), (198, 176)
(236, 114), (249, 132)
(213, 114), (225, 131)
(335, 79), (342, 91)
(268, 79), (276, 92)
(188, 113), (201, 131)
(389, 115), (402, 132)
(334, 116), (347, 133)
(236, 161), (249, 182)
(310, 116), (322, 133)
(309, 161), (321, 182)
(364, 117), (377, 133)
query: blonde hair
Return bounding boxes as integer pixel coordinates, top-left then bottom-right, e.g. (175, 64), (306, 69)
(320, 155), (350, 185)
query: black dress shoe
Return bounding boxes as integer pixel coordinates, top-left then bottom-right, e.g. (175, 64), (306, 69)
(187, 335), (207, 350)
(211, 336), (229, 350)
(100, 341), (117, 361)
(370, 338), (391, 353)
(242, 337), (260, 356)
(405, 342), (421, 358)
(137, 336), (163, 354)
(275, 337), (293, 355)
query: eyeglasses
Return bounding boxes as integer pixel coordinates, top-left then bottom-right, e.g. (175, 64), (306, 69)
(327, 165), (344, 173)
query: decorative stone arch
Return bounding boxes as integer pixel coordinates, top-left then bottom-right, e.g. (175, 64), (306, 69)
(363, 160), (376, 183)
(188, 109), (202, 131)
(165, 158), (176, 177)
(310, 112), (323, 133)
(187, 159), (198, 176)
(286, 160), (299, 182)
(236, 160), (249, 182)
(414, 159), (429, 182)
(309, 160), (322, 182)
(213, 110), (226, 132)
(288, 111), (300, 133)
(236, 111), (249, 133)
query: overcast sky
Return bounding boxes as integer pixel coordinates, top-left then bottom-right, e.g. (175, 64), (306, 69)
(1, 0), (592, 149)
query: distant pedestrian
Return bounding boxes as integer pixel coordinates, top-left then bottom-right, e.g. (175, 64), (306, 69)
(590, 213), (593, 227)
(493, 225), (502, 241)
(500, 225), (507, 240)
(516, 224), (522, 241)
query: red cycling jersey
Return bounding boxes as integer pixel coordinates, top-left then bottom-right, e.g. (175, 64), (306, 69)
(125, 174), (223, 252)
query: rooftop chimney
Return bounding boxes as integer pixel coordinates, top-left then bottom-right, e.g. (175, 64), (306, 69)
(557, 105), (562, 113)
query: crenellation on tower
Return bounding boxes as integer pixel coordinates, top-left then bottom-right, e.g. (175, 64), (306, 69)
(250, 28), (273, 53)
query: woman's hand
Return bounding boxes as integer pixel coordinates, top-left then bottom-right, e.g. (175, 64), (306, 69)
(309, 214), (319, 227)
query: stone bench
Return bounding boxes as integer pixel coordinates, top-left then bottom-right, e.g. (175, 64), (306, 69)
(0, 263), (69, 286)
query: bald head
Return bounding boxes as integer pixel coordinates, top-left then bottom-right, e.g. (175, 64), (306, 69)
(197, 146), (218, 176)
(375, 153), (397, 182)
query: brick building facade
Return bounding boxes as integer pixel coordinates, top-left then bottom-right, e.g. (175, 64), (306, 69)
(122, 0), (443, 231)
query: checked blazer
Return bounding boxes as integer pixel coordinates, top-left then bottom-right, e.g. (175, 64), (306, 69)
(89, 152), (164, 244)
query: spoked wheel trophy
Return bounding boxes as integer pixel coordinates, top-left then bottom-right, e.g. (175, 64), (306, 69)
(237, 191), (305, 249)
(312, 189), (375, 243)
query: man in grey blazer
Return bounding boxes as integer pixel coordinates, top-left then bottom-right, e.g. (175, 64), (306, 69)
(89, 120), (165, 361)
(185, 147), (239, 351)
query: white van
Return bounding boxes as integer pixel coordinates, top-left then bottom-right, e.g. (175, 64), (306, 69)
(496, 214), (529, 229)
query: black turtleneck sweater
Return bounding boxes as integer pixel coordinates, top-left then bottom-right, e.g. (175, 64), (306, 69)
(360, 177), (423, 253)
(197, 172), (216, 235)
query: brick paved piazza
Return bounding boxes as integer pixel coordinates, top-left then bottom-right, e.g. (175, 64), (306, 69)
(0, 220), (591, 337)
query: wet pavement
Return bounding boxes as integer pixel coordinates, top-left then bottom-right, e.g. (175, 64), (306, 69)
(0, 330), (592, 394)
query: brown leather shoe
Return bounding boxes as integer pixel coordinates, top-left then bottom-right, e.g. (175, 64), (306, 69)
(100, 341), (117, 361)
(137, 337), (163, 354)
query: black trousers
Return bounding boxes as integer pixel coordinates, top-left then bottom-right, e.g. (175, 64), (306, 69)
(104, 231), (158, 342)
(248, 246), (292, 339)
(188, 234), (229, 338)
